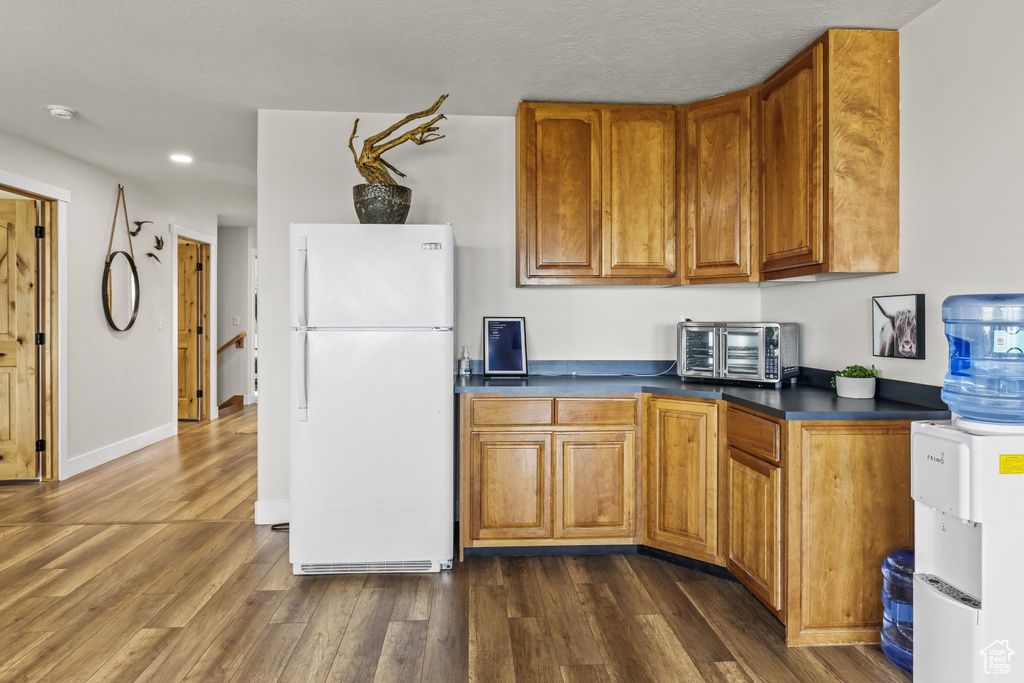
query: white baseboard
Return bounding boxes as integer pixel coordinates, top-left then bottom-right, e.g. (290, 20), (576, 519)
(60, 423), (176, 480)
(244, 393), (258, 405)
(255, 499), (289, 525)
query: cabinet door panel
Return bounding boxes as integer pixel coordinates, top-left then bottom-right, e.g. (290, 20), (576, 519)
(471, 432), (552, 540)
(521, 105), (602, 280)
(726, 447), (782, 612)
(760, 44), (823, 275)
(797, 424), (912, 632)
(603, 107), (677, 280)
(644, 398), (719, 561)
(685, 92), (753, 281)
(554, 432), (635, 538)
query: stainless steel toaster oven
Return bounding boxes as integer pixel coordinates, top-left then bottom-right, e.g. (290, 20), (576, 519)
(677, 322), (800, 384)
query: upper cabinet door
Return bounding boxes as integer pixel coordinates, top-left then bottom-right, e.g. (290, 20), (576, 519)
(760, 43), (824, 276)
(602, 107), (677, 281)
(517, 103), (603, 283)
(683, 90), (756, 283)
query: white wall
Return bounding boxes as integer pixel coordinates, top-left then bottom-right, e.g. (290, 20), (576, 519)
(0, 128), (218, 477)
(216, 224), (255, 405)
(255, 109), (759, 520)
(760, 0), (1024, 386)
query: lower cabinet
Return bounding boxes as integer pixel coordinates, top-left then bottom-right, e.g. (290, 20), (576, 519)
(469, 432), (552, 541)
(723, 404), (913, 646)
(554, 431), (635, 539)
(643, 396), (722, 564)
(461, 396), (639, 553)
(460, 393), (914, 648)
(725, 446), (782, 613)
(783, 420), (913, 646)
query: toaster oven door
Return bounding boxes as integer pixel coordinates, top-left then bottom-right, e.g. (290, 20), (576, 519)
(721, 327), (764, 380)
(680, 326), (718, 377)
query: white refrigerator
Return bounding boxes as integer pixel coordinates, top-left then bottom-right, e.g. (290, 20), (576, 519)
(288, 223), (455, 574)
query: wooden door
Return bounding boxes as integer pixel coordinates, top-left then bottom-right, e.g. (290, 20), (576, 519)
(644, 397), (720, 562)
(684, 91), (755, 282)
(0, 200), (38, 480)
(726, 447), (783, 613)
(517, 103), (602, 283)
(177, 240), (201, 420)
(603, 106), (677, 281)
(554, 431), (634, 539)
(470, 432), (552, 540)
(760, 42), (824, 276)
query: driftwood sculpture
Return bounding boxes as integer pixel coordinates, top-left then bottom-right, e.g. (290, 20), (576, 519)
(348, 94), (448, 184)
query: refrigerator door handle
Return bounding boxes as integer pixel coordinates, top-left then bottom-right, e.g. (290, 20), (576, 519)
(296, 243), (308, 328)
(297, 331), (308, 421)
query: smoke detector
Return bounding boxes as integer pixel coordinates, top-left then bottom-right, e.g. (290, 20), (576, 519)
(47, 105), (76, 120)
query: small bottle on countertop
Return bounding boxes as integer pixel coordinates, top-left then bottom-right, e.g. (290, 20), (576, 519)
(459, 346), (472, 377)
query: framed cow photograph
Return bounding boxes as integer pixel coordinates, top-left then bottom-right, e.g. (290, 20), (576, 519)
(873, 294), (925, 359)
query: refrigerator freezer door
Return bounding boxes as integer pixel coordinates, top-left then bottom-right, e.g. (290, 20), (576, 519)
(290, 223), (455, 329)
(290, 329), (454, 569)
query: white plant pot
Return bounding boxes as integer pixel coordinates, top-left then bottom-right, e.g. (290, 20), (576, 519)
(836, 376), (876, 399)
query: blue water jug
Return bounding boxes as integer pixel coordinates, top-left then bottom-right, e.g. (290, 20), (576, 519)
(881, 548), (914, 673)
(942, 293), (1024, 423)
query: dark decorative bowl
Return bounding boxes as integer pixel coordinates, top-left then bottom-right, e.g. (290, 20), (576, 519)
(353, 183), (412, 224)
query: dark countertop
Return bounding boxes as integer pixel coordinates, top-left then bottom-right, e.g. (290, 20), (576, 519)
(455, 374), (950, 421)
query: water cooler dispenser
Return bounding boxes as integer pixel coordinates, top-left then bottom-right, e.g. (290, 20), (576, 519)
(912, 294), (1024, 681)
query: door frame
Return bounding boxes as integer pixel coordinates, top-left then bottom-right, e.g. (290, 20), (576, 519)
(247, 244), (258, 405)
(0, 168), (68, 481)
(170, 224), (217, 426)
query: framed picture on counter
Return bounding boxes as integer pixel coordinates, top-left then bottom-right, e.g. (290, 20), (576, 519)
(873, 294), (925, 359)
(483, 317), (528, 375)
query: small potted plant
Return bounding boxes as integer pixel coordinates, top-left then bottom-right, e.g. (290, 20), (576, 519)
(832, 364), (880, 399)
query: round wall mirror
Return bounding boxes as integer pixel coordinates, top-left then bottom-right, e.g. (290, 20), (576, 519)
(102, 251), (140, 331)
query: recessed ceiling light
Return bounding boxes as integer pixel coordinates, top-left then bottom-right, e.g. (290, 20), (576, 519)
(47, 105), (76, 119)
(170, 154), (193, 164)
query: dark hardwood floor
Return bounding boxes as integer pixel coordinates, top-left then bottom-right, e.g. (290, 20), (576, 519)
(0, 404), (910, 682)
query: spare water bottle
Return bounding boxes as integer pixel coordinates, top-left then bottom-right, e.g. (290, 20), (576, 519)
(942, 294), (1024, 423)
(881, 548), (914, 673)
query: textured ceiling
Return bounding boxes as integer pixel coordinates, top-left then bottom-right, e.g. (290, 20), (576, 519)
(0, 0), (941, 226)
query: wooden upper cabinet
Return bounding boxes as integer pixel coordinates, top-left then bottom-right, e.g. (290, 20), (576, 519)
(518, 104), (602, 281)
(760, 46), (822, 276)
(682, 89), (758, 283)
(759, 29), (899, 280)
(643, 397), (721, 564)
(517, 102), (678, 285)
(603, 107), (677, 281)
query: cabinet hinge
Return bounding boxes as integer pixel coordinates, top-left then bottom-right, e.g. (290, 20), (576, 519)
(35, 225), (45, 239)
(196, 326), (203, 335)
(197, 390), (204, 398)
(196, 262), (204, 271)
(35, 333), (45, 345)
(35, 439), (45, 453)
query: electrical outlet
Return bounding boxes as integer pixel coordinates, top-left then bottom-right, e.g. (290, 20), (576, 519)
(157, 315), (164, 329)
(232, 315), (240, 326)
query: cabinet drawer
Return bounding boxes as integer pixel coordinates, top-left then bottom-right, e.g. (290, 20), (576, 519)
(471, 398), (553, 426)
(555, 398), (637, 426)
(727, 407), (780, 463)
